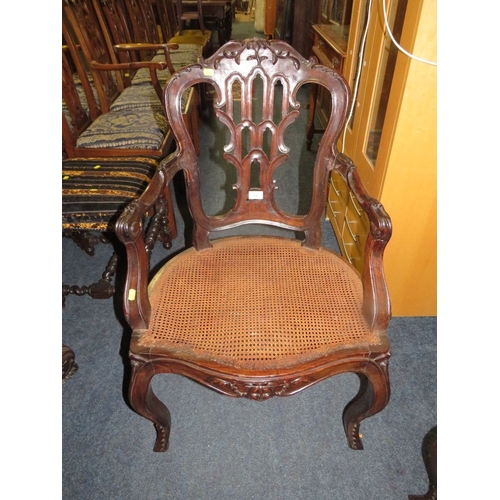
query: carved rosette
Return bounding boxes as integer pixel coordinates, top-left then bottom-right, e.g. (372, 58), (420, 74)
(207, 376), (312, 401)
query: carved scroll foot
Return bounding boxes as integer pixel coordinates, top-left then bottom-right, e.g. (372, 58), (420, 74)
(343, 355), (390, 450)
(62, 345), (78, 382)
(129, 357), (171, 452)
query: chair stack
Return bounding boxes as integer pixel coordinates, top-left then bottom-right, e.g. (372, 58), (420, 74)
(62, 0), (211, 302)
(62, 0), (207, 160)
(158, 0), (213, 54)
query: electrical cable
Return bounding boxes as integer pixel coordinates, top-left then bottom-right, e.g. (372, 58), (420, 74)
(341, 0), (373, 152)
(341, 0), (436, 151)
(382, 0), (437, 66)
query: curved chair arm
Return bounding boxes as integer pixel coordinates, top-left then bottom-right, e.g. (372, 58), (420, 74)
(88, 58), (169, 73)
(114, 42), (180, 75)
(115, 151), (180, 330)
(88, 58), (170, 102)
(334, 153), (392, 332)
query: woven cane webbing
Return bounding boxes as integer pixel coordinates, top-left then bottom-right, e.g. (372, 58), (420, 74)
(142, 237), (381, 370)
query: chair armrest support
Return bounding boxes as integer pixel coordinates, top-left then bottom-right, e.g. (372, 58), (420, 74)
(88, 59), (169, 102)
(113, 43), (180, 75)
(115, 173), (164, 330)
(334, 153), (392, 332)
(115, 152), (180, 330)
(88, 59), (169, 72)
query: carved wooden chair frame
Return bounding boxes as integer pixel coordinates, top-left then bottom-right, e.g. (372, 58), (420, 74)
(116, 38), (392, 453)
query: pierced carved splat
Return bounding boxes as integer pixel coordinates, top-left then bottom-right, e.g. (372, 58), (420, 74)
(63, 0), (121, 111)
(165, 39), (351, 249)
(213, 72), (300, 219)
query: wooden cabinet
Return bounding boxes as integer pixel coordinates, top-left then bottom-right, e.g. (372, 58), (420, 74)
(306, 23), (349, 142)
(305, 0), (351, 145)
(326, 170), (370, 269)
(272, 0), (319, 58)
(319, 0), (353, 25)
(291, 0), (319, 58)
(264, 0), (277, 38)
(318, 0), (437, 316)
(312, 24), (348, 71)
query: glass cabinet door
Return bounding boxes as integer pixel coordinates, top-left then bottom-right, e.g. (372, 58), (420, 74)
(343, 0), (370, 129)
(329, 0), (353, 25)
(342, 0), (410, 197)
(364, 0), (408, 166)
(319, 0), (353, 25)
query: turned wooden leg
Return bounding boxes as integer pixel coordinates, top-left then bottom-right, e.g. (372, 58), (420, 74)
(343, 354), (390, 450)
(145, 195), (172, 257)
(129, 355), (172, 452)
(63, 229), (107, 256)
(62, 251), (117, 303)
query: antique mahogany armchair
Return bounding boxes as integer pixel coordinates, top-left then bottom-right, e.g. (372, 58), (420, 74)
(116, 38), (392, 452)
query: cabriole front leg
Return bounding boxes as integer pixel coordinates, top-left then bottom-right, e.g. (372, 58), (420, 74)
(343, 354), (390, 450)
(129, 355), (172, 452)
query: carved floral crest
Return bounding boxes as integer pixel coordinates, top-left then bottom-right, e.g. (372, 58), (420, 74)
(213, 39), (301, 70)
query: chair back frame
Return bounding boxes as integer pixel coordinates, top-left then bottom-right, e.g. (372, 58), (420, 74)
(165, 38), (349, 250)
(119, 39), (391, 332)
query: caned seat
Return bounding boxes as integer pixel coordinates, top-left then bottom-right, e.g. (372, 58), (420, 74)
(116, 39), (392, 453)
(142, 237), (383, 373)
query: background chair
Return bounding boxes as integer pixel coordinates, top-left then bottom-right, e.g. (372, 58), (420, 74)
(62, 0), (177, 159)
(62, 0), (204, 237)
(175, 0), (206, 34)
(157, 0), (212, 57)
(116, 38), (392, 453)
(62, 156), (172, 305)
